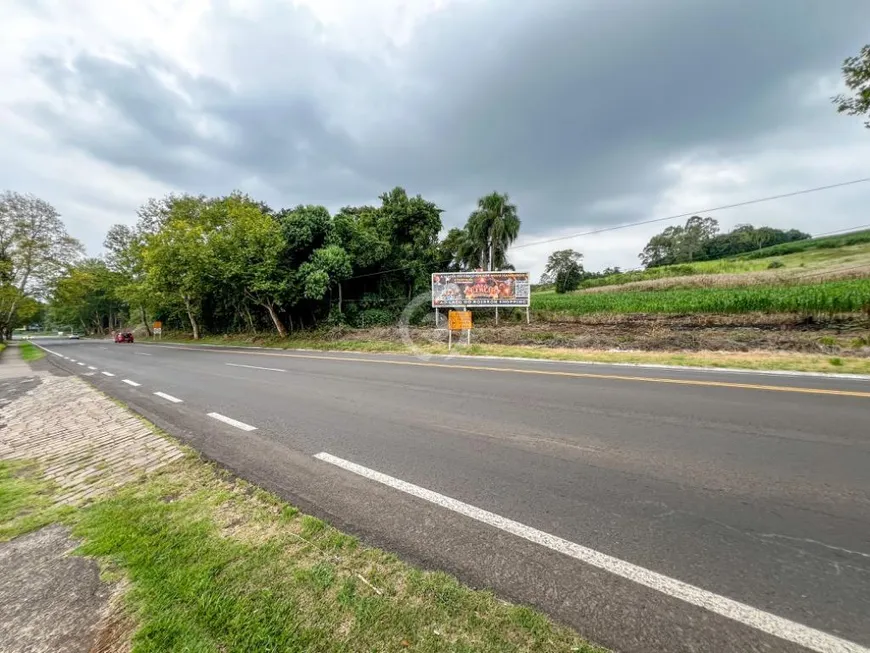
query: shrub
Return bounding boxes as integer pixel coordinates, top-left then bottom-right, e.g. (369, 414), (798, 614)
(767, 260), (785, 269)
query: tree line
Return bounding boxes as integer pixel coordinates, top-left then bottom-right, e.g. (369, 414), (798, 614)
(638, 216), (810, 268)
(39, 188), (524, 339)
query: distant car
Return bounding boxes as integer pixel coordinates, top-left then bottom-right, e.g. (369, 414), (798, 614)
(114, 332), (134, 343)
(67, 333), (80, 340)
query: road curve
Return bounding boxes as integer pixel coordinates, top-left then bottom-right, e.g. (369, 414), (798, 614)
(34, 339), (870, 653)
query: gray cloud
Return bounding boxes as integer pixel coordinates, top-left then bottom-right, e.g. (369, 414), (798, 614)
(10, 0), (870, 270)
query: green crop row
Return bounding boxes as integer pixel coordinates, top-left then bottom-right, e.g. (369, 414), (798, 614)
(531, 279), (870, 315)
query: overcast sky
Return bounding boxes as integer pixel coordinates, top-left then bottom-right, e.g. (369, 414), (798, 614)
(3, 0), (869, 279)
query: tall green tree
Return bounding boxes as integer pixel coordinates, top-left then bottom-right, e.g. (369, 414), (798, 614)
(49, 259), (125, 334)
(0, 192), (83, 339)
(210, 194), (291, 336)
(141, 195), (216, 339)
(833, 44), (870, 129)
(541, 249), (584, 293)
(465, 192), (521, 270)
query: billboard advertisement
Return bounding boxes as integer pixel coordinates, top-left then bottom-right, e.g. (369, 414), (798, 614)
(431, 271), (530, 307)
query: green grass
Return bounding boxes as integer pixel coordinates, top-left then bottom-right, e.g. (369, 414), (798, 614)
(154, 335), (870, 375)
(564, 239), (870, 292)
(0, 461), (73, 541)
(532, 279), (870, 315)
(69, 461), (602, 653)
(1, 450), (602, 652)
(19, 341), (46, 362)
(736, 228), (870, 260)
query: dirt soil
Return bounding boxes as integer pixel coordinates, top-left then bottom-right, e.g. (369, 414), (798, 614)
(325, 313), (870, 355)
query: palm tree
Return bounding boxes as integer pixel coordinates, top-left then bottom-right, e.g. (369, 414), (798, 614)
(466, 192), (521, 270)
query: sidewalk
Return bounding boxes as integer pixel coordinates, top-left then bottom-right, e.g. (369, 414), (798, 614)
(0, 345), (183, 653)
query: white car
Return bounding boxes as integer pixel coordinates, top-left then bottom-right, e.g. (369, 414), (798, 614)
(67, 333), (80, 340)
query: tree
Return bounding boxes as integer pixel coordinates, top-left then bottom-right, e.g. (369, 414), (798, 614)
(49, 259), (125, 333)
(639, 226), (682, 268)
(104, 224), (153, 335)
(211, 194), (292, 336)
(679, 216), (719, 262)
(141, 194), (216, 339)
(465, 192), (521, 270)
(833, 44), (870, 129)
(542, 249), (584, 293)
(0, 192), (83, 339)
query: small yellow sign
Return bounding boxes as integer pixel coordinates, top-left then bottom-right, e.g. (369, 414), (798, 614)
(448, 311), (472, 330)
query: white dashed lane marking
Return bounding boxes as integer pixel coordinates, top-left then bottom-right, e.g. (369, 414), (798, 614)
(207, 412), (257, 432)
(101, 371), (115, 377)
(153, 392), (182, 404)
(122, 379), (141, 387)
(225, 362), (285, 373)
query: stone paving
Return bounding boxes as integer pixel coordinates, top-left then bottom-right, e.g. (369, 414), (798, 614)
(0, 349), (184, 506)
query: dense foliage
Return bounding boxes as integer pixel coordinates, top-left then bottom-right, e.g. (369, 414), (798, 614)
(639, 217), (810, 268)
(45, 188), (522, 338)
(734, 229), (870, 260)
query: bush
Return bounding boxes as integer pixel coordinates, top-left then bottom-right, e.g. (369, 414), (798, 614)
(357, 308), (396, 327)
(767, 260), (785, 269)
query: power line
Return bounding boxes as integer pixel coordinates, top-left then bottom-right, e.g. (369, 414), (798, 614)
(808, 222), (870, 239)
(343, 176), (870, 281)
(512, 177), (870, 250)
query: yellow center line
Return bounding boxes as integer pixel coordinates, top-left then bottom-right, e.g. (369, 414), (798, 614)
(145, 345), (870, 398)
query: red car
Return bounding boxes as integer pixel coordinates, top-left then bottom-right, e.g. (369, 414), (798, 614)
(114, 331), (134, 343)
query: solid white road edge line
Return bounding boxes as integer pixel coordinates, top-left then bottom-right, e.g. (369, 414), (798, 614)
(101, 371), (115, 376)
(122, 379), (141, 387)
(154, 391), (182, 403)
(207, 412), (257, 431)
(312, 451), (869, 653)
(225, 362), (286, 372)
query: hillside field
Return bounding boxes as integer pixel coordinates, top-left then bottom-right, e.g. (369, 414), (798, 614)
(532, 230), (870, 318)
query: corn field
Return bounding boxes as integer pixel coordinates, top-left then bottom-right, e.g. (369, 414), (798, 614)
(532, 279), (870, 316)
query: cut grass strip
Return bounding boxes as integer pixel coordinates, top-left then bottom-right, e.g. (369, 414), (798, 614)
(19, 341), (46, 362)
(0, 461), (73, 541)
(154, 336), (870, 375)
(1, 454), (604, 652)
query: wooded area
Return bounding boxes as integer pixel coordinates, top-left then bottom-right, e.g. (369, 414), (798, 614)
(34, 188), (524, 338)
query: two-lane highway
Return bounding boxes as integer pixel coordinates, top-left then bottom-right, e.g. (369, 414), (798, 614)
(35, 339), (870, 653)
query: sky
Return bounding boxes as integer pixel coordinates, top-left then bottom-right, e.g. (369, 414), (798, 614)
(3, 0), (870, 280)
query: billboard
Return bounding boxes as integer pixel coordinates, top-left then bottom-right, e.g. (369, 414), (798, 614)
(431, 271), (530, 308)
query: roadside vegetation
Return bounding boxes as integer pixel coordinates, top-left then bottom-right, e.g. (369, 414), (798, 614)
(0, 453), (603, 653)
(154, 331), (870, 375)
(533, 279), (870, 317)
(19, 341), (46, 362)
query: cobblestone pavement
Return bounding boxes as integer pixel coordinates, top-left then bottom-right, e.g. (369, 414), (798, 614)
(0, 364), (184, 506)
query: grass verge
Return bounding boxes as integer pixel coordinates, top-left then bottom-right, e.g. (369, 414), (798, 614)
(1, 454), (603, 652)
(0, 461), (74, 541)
(19, 341), (46, 362)
(154, 335), (870, 375)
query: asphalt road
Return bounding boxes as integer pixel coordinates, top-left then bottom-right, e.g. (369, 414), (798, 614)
(33, 338), (870, 653)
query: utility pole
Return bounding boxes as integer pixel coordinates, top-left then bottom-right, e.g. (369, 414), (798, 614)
(489, 225), (499, 325)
